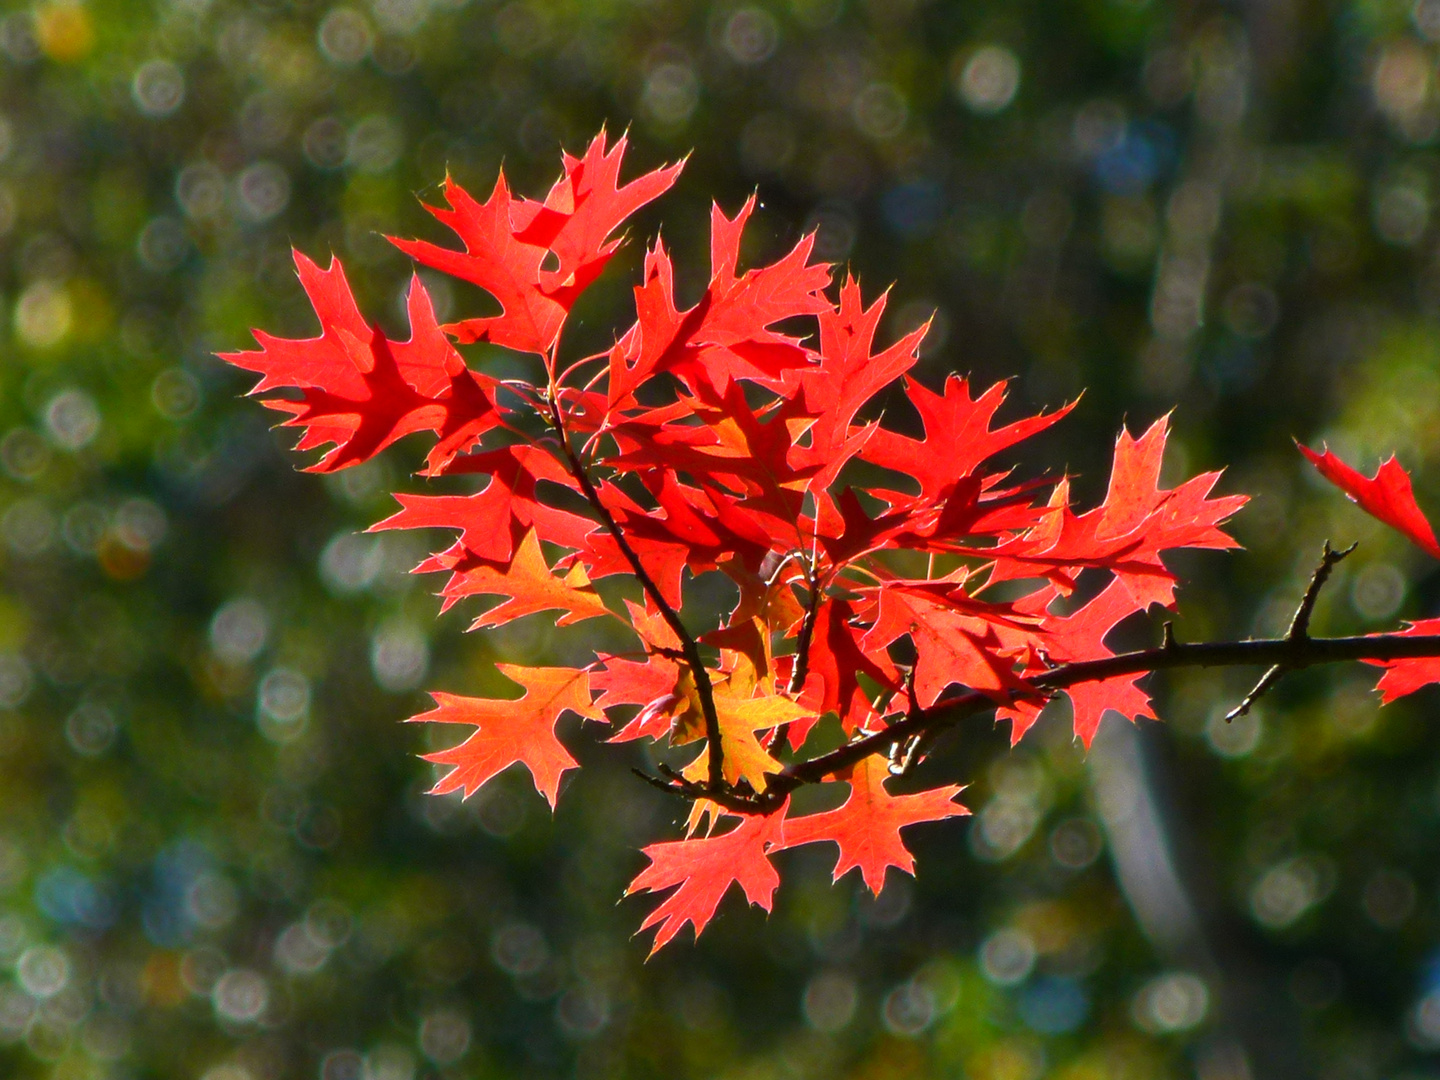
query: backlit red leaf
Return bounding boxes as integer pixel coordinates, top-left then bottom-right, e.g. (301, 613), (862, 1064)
(442, 527), (613, 628)
(1366, 619), (1440, 703)
(782, 756), (967, 895)
(392, 131), (679, 360)
(1299, 443), (1440, 560)
(626, 807), (787, 953)
(220, 259), (499, 472)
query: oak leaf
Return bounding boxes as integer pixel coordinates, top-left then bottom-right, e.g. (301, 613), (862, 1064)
(441, 527), (612, 628)
(627, 806), (787, 954)
(1367, 619), (1440, 703)
(411, 665), (604, 807)
(392, 130), (679, 360)
(783, 756), (968, 895)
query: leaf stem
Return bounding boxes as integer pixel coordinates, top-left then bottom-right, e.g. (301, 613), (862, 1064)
(786, 557), (822, 696)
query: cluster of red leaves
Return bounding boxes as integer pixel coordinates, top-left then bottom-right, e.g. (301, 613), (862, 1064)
(223, 130), (1264, 952)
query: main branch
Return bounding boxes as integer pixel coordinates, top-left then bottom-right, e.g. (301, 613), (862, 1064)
(544, 395), (729, 791)
(762, 628), (1440, 805)
(674, 544), (1440, 814)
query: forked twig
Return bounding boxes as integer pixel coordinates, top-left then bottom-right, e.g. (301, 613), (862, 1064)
(888, 664), (928, 776)
(1224, 541), (1357, 722)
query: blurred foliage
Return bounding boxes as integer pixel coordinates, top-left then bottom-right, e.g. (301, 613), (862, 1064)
(6, 0), (1440, 1078)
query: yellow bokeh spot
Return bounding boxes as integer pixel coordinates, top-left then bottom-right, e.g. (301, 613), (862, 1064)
(140, 951), (185, 1009)
(1013, 899), (1079, 955)
(14, 279), (73, 349)
(34, 1), (95, 63)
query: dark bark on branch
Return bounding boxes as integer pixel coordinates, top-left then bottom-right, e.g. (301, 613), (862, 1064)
(641, 626), (1440, 814)
(545, 395), (728, 790)
(765, 630), (1440, 802)
(786, 560), (821, 696)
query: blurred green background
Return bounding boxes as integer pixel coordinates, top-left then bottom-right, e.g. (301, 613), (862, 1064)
(6, 0), (1440, 1077)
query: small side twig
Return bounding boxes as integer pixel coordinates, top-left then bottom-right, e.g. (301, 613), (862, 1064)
(1224, 540), (1356, 722)
(889, 664), (939, 776)
(772, 555), (821, 754)
(1223, 665), (1286, 722)
(787, 557), (822, 695)
(1289, 540), (1357, 641)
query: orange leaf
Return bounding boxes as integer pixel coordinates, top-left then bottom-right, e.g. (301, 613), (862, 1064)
(443, 528), (612, 629)
(411, 665), (603, 808)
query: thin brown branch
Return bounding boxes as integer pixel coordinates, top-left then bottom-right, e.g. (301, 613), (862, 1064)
(634, 764), (770, 815)
(769, 557), (824, 755)
(545, 395), (728, 791)
(887, 664), (929, 776)
(1223, 664), (1284, 723)
(779, 630), (1440, 794)
(681, 627), (1440, 815)
(1289, 541), (1356, 641)
(786, 558), (822, 696)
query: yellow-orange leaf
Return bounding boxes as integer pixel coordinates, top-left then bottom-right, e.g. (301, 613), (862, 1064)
(410, 665), (604, 807)
(443, 527), (612, 629)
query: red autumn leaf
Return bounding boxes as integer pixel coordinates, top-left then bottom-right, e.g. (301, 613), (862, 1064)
(782, 756), (968, 895)
(796, 597), (900, 731)
(441, 527), (613, 628)
(594, 601), (685, 733)
(604, 197), (831, 407)
(1365, 619), (1440, 703)
(372, 453), (532, 568)
(626, 806), (787, 953)
(563, 480), (698, 609)
(1094, 418), (1247, 606)
(861, 375), (1073, 505)
(220, 258), (499, 472)
(811, 486), (918, 565)
(515, 129), (685, 293)
(1005, 578), (1157, 747)
(371, 447), (595, 572)
(411, 665), (604, 807)
(782, 274), (925, 485)
(1299, 443), (1440, 560)
(392, 130), (680, 359)
(858, 582), (1026, 707)
(985, 416), (1246, 608)
(596, 661), (683, 740)
(221, 251), (373, 395)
